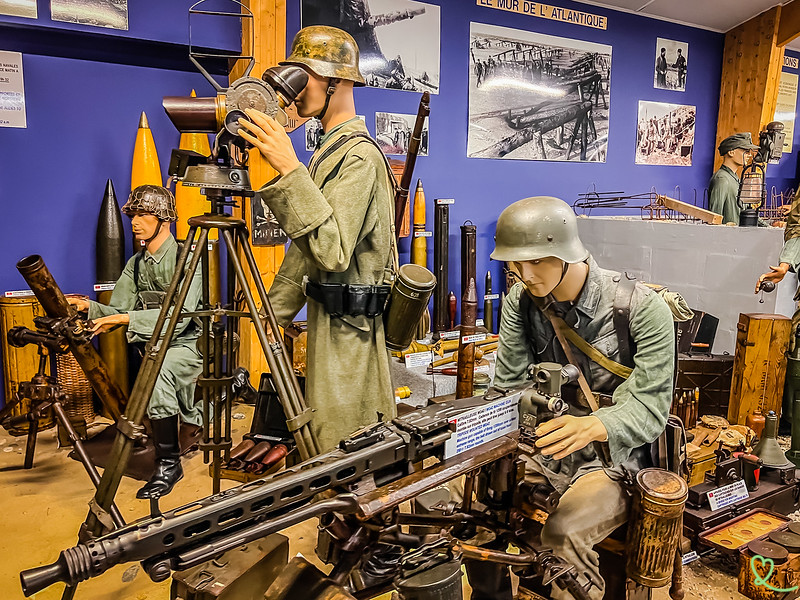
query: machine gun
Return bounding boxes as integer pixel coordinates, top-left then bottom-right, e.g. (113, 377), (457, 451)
(20, 363), (595, 599)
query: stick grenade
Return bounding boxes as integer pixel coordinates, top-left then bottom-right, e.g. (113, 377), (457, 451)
(484, 270), (494, 333)
(394, 92), (430, 239)
(456, 278), (478, 399)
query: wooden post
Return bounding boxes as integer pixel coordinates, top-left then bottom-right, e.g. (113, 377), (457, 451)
(714, 6), (785, 173)
(233, 0), (287, 382)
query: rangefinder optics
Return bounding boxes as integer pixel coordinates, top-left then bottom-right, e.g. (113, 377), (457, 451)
(162, 65), (309, 138)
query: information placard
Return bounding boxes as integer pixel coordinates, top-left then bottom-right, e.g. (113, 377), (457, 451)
(444, 393), (520, 459)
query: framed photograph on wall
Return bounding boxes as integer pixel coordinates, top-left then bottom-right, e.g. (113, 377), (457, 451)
(51, 0), (128, 30)
(654, 38), (688, 91)
(375, 112), (428, 156)
(467, 22), (612, 162)
(0, 0), (37, 18)
(301, 0), (440, 93)
(635, 101), (695, 166)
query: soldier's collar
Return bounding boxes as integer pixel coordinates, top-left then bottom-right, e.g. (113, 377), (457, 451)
(573, 256), (601, 318)
(145, 234), (176, 264)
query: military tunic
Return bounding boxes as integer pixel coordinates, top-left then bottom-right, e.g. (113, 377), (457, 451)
(257, 117), (395, 452)
(708, 164), (741, 225)
(88, 235), (203, 425)
(494, 257), (674, 599)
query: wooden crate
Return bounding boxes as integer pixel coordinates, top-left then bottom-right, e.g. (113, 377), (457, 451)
(676, 353), (734, 417)
(727, 313), (791, 425)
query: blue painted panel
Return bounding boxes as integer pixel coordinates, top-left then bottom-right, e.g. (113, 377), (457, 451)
(286, 0), (724, 323)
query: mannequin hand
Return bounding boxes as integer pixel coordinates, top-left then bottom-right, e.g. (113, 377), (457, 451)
(535, 415), (608, 460)
(66, 295), (90, 312)
(781, 204), (792, 215)
(91, 313), (129, 335)
(755, 263), (790, 294)
(238, 109), (301, 177)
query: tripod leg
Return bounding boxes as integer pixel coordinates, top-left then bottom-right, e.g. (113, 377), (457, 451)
(222, 230), (319, 459)
(24, 413), (39, 469)
(82, 227), (207, 539)
(51, 401), (125, 528)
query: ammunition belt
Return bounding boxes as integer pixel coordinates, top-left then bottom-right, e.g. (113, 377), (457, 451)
(304, 279), (391, 318)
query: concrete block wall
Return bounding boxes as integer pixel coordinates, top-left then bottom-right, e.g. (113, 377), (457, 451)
(576, 217), (795, 354)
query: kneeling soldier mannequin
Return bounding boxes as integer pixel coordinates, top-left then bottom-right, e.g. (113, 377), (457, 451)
(69, 185), (203, 499)
(474, 197), (674, 600)
(237, 26), (395, 452)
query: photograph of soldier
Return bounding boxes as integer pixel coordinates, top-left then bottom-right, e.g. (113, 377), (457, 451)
(301, 0), (440, 93)
(51, 0), (127, 30)
(635, 100), (695, 166)
(467, 22), (611, 162)
(0, 0), (36, 18)
(375, 111), (429, 155)
(304, 117), (324, 151)
(653, 38), (688, 91)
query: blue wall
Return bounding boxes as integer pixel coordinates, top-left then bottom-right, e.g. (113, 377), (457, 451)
(0, 1), (729, 336)
(287, 0), (724, 323)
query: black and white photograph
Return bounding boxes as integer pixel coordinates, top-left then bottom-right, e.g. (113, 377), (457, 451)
(375, 112), (429, 155)
(467, 22), (611, 162)
(654, 38), (688, 91)
(51, 0), (128, 30)
(301, 0), (440, 93)
(635, 100), (695, 166)
(0, 0), (37, 18)
(304, 115), (365, 151)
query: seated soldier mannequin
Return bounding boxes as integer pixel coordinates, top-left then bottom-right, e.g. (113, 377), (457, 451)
(472, 197), (674, 600)
(68, 185), (203, 499)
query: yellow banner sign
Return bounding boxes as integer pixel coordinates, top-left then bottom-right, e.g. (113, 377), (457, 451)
(477, 0), (607, 30)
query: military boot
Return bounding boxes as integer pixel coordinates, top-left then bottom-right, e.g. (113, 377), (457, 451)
(137, 415), (183, 499)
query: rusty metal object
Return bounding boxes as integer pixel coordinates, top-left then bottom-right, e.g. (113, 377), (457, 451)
(394, 93), (430, 237)
(264, 556), (357, 600)
(456, 278), (478, 399)
(460, 222), (476, 302)
(625, 468), (688, 588)
(355, 433), (518, 520)
(16, 255), (125, 421)
(738, 540), (797, 600)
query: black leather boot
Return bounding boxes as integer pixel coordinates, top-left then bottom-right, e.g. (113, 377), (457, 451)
(137, 415), (183, 499)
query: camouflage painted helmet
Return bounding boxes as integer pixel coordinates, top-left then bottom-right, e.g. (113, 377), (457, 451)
(122, 184), (178, 222)
(491, 197), (589, 263)
(280, 25), (365, 86)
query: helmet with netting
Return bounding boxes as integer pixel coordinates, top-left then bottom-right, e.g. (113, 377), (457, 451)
(122, 185), (178, 222)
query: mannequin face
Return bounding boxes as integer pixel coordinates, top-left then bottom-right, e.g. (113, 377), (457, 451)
(294, 69), (332, 118)
(130, 213), (162, 243)
(510, 258), (565, 298)
(727, 147), (752, 168)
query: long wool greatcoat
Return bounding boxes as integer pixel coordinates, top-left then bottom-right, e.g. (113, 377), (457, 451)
(257, 118), (396, 452)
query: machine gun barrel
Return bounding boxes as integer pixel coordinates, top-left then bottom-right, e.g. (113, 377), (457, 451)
(20, 397), (473, 595)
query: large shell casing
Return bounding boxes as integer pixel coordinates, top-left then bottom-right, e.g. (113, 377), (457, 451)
(625, 468), (688, 587)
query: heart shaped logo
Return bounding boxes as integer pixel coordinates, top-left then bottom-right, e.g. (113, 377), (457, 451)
(751, 555), (800, 594)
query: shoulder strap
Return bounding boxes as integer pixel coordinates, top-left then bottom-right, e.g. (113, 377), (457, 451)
(132, 249), (145, 289)
(613, 274), (637, 368)
(309, 132), (395, 192)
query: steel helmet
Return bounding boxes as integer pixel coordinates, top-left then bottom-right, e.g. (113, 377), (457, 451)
(491, 197), (589, 263)
(280, 25), (365, 86)
(122, 185), (178, 222)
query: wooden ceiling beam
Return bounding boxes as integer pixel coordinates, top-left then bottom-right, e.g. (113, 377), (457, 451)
(777, 0), (800, 46)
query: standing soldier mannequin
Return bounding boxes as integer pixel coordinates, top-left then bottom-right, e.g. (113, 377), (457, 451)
(68, 185), (203, 499)
(473, 197), (674, 600)
(237, 26), (395, 452)
(708, 132), (760, 225)
(655, 47), (668, 88)
(673, 48), (687, 88)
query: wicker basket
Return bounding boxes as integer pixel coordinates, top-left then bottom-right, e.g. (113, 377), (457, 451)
(56, 353), (95, 423)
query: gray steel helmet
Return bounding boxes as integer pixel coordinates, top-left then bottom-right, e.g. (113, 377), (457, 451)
(280, 25), (365, 86)
(491, 197), (589, 263)
(122, 184), (178, 222)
